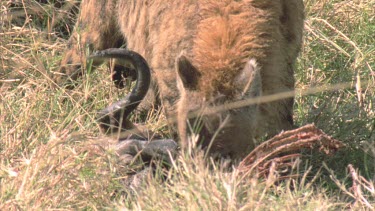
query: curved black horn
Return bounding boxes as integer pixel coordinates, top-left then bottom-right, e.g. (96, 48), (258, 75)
(89, 48), (151, 134)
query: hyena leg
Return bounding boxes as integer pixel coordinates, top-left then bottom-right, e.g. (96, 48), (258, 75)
(258, 0), (304, 137)
(55, 0), (130, 87)
(280, 0), (304, 128)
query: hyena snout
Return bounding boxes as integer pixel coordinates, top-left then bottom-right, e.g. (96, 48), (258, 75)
(177, 57), (262, 157)
(192, 105), (259, 158)
(54, 50), (83, 87)
(56, 49), (137, 89)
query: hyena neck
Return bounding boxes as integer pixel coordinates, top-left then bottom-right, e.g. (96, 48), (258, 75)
(192, 0), (272, 98)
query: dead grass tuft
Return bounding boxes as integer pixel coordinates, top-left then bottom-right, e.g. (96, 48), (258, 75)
(238, 124), (344, 179)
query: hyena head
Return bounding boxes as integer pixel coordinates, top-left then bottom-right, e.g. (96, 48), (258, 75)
(57, 41), (83, 85)
(58, 43), (134, 89)
(176, 54), (262, 159)
(174, 1), (273, 158)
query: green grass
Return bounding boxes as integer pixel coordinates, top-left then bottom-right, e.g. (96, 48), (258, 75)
(1, 0), (375, 209)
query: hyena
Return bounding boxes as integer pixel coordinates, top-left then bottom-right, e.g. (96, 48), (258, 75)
(56, 0), (304, 159)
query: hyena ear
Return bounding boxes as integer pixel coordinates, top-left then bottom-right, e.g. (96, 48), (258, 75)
(234, 58), (262, 98)
(176, 54), (201, 90)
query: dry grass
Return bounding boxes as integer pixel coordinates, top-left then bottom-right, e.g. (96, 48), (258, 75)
(1, 0), (375, 209)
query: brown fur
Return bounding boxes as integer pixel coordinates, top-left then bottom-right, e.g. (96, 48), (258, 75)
(57, 0), (304, 159)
